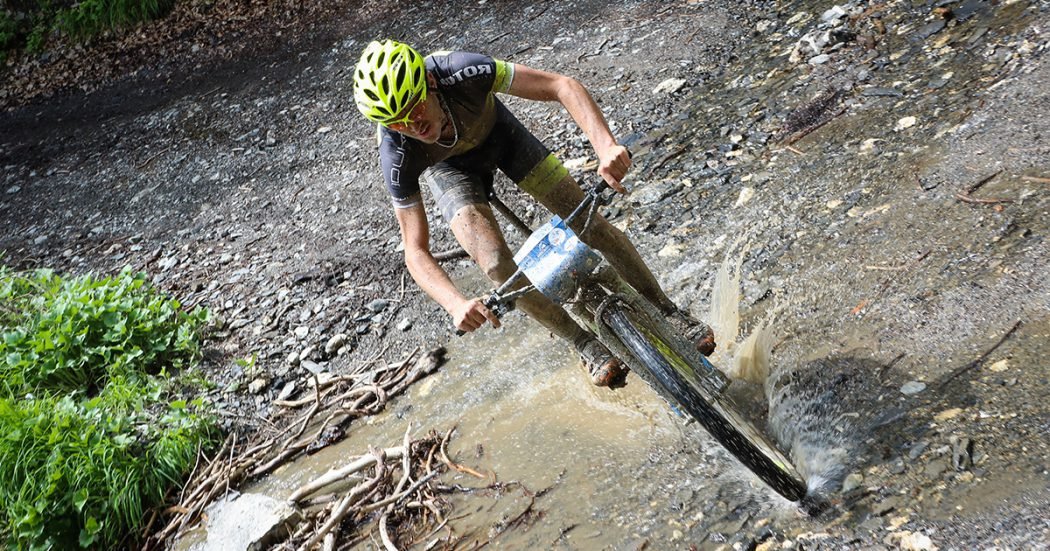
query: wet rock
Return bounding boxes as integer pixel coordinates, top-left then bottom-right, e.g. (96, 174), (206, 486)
(188, 492), (301, 551)
(842, 472), (864, 492)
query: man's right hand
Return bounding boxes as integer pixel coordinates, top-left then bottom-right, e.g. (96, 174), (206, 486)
(451, 297), (501, 332)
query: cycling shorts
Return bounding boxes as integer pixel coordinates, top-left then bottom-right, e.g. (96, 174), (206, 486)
(422, 100), (569, 223)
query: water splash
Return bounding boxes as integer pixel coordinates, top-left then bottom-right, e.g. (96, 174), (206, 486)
(702, 242), (870, 494)
(706, 238), (776, 385)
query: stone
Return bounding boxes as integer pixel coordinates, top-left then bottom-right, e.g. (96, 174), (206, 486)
(988, 359), (1009, 372)
(934, 408), (963, 421)
(900, 381), (926, 395)
(653, 78), (688, 94)
(366, 298), (389, 313)
(842, 472), (864, 492)
(186, 492), (301, 551)
(324, 333), (347, 356)
(300, 360), (323, 375)
(247, 378), (269, 394)
(276, 381), (296, 401)
(895, 116), (918, 131)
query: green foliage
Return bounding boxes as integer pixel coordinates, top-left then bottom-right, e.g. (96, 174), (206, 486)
(0, 266), (220, 549)
(0, 392), (215, 549)
(0, 266), (209, 397)
(57, 0), (173, 40)
(1, 0), (174, 57)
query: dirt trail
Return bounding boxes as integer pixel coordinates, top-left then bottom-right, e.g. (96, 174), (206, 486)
(2, 0), (1048, 548)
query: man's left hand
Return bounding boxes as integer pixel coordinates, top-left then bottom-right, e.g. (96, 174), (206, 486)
(598, 144), (631, 194)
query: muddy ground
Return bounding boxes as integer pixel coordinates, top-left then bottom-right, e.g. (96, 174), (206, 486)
(2, 0), (1048, 549)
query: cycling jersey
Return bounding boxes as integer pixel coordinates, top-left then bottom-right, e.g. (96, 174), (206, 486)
(377, 51), (515, 209)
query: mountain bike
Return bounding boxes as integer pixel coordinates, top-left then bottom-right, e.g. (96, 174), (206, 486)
(463, 179), (812, 504)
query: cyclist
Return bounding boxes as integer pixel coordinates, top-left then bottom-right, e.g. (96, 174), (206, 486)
(352, 40), (714, 387)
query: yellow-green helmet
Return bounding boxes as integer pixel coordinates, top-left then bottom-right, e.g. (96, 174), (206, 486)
(353, 40), (427, 124)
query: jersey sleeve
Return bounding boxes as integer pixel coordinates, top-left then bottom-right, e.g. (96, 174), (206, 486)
(427, 51), (515, 95)
(377, 126), (425, 209)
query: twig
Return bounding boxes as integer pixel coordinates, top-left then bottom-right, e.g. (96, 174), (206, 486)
(784, 105), (849, 145)
(964, 170), (1001, 195)
(487, 31), (511, 44)
(136, 146), (170, 169)
(438, 428), (489, 480)
(653, 146), (687, 171)
(954, 193), (1013, 205)
(289, 446), (407, 502)
(937, 320), (1023, 389)
(1021, 175), (1050, 183)
(785, 145), (805, 155)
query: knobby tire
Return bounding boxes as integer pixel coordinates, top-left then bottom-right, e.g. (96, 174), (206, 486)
(603, 306), (808, 502)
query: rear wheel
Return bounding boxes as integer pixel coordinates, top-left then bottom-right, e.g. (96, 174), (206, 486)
(602, 305), (808, 502)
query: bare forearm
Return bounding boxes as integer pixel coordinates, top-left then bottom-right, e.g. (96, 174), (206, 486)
(404, 248), (466, 314)
(555, 78), (616, 153)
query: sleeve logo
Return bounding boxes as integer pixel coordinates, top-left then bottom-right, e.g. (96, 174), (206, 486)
(438, 64), (492, 86)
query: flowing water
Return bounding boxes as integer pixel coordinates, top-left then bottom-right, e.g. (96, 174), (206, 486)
(234, 251), (859, 548)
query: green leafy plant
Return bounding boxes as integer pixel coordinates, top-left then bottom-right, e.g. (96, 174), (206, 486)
(0, 266), (208, 397)
(0, 266), (220, 549)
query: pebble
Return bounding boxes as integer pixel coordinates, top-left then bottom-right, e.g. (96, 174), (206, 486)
(397, 318), (412, 331)
(367, 298), (389, 313)
(276, 381), (296, 401)
(900, 381), (926, 395)
(988, 359), (1009, 372)
(894, 116), (918, 131)
(300, 360), (323, 374)
(653, 78), (688, 94)
(842, 472), (863, 492)
(248, 377), (269, 394)
(324, 334), (347, 356)
(294, 325), (310, 338)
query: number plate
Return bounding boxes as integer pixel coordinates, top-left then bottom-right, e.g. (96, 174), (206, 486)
(513, 215), (600, 304)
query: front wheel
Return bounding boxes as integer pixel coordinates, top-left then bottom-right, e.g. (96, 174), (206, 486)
(602, 305), (808, 502)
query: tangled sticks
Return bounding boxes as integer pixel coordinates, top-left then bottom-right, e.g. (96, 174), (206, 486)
(145, 346), (487, 550)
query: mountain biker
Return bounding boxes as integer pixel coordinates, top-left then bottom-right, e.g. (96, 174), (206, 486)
(352, 40), (715, 388)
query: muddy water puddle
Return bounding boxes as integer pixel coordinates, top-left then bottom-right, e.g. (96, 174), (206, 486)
(244, 260), (826, 547)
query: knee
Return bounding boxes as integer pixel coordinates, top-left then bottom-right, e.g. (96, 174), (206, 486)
(476, 251), (517, 284)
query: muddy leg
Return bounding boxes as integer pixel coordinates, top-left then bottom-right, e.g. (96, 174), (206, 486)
(536, 175), (678, 314)
(448, 202), (588, 343)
